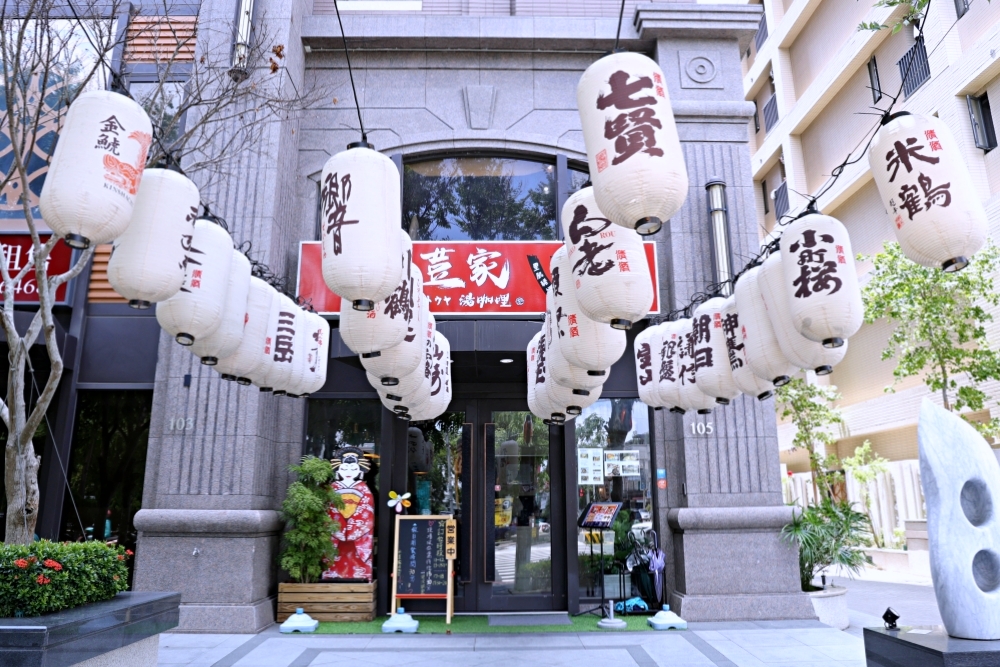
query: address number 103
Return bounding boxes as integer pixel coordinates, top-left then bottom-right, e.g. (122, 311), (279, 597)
(168, 417), (195, 431)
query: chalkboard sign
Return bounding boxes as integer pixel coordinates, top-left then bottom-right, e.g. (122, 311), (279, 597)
(390, 515), (456, 623)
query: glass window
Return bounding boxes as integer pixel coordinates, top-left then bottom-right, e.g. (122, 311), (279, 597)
(574, 398), (656, 604)
(403, 157), (557, 241)
(129, 80), (187, 147)
(568, 167), (590, 195)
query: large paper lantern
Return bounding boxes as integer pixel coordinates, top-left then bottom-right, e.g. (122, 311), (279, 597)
(39, 91), (153, 249)
(780, 214), (862, 348)
(528, 332), (549, 421)
(393, 332), (437, 414)
(299, 311), (330, 395)
(215, 278), (277, 383)
(106, 169), (197, 308)
(722, 296), (774, 400)
(255, 295), (302, 393)
(549, 246), (626, 373)
(577, 51), (687, 235)
(530, 332), (565, 423)
(547, 328), (606, 394)
(869, 112), (988, 271)
(561, 187), (652, 330)
(733, 266), (796, 386)
(190, 250), (252, 365)
(654, 320), (685, 411)
(634, 324), (664, 409)
(360, 282), (428, 386)
(660, 318), (716, 414)
(156, 220), (234, 345)
(408, 331), (453, 422)
(549, 381), (603, 423)
(320, 145), (403, 310)
(692, 297), (741, 405)
(759, 254), (847, 375)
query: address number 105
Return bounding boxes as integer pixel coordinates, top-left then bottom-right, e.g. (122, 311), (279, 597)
(690, 421), (714, 436)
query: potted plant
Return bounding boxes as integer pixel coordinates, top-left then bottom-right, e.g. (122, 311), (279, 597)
(278, 456), (375, 622)
(782, 499), (872, 629)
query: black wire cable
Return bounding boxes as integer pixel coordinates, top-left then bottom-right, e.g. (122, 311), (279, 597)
(613, 0), (627, 52)
(332, 0), (367, 143)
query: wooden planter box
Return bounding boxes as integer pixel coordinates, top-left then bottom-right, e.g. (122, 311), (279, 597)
(277, 582), (375, 622)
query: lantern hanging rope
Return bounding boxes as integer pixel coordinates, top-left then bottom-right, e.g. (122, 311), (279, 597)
(333, 0), (368, 144)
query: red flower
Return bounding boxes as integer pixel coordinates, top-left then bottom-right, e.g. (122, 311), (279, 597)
(126, 550), (134, 556)
(113, 575), (120, 581)
(14, 559), (28, 569)
(43, 559), (62, 571)
(36, 574), (50, 585)
(117, 555), (125, 561)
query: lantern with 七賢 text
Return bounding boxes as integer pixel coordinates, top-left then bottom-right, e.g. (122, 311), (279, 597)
(722, 296), (774, 400)
(692, 297), (741, 405)
(577, 52), (686, 236)
(190, 250), (252, 365)
(40, 91), (153, 249)
(869, 112), (987, 272)
(106, 169), (198, 308)
(214, 278), (277, 383)
(734, 266), (796, 386)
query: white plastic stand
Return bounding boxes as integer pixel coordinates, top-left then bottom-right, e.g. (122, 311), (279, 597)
(597, 603), (627, 630)
(279, 608), (319, 633)
(382, 607), (420, 633)
(648, 605), (687, 631)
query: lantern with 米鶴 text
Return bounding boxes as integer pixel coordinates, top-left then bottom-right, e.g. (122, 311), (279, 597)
(561, 187), (652, 330)
(665, 318), (717, 414)
(214, 278), (277, 383)
(106, 169), (198, 308)
(721, 296), (774, 401)
(692, 297), (741, 405)
(780, 214), (862, 348)
(156, 219), (234, 346)
(758, 253), (846, 376)
(320, 145), (403, 310)
(360, 283), (428, 386)
(868, 112), (987, 272)
(577, 52), (687, 236)
(733, 266), (796, 387)
(299, 311), (331, 395)
(634, 324), (665, 409)
(190, 250), (252, 365)
(40, 91), (153, 249)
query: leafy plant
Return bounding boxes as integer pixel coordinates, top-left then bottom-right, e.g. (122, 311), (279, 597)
(858, 0), (929, 33)
(841, 441), (890, 548)
(279, 456), (343, 584)
(781, 500), (873, 591)
(0, 541), (130, 617)
(775, 378), (844, 500)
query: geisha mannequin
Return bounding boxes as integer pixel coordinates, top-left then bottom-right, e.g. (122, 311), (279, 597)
(321, 447), (375, 581)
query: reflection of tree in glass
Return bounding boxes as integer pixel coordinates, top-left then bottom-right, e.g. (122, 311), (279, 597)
(413, 412), (465, 515)
(403, 163), (459, 240)
(454, 159), (552, 241)
(576, 413), (608, 448)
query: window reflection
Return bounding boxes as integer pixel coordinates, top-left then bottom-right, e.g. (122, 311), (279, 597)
(403, 157), (557, 241)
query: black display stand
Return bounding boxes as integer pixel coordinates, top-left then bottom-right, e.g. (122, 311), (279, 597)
(864, 626), (1000, 667)
(574, 502), (623, 618)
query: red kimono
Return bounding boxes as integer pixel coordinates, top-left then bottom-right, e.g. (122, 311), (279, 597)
(322, 479), (375, 581)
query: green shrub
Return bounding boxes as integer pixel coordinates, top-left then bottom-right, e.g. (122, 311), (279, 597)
(781, 500), (873, 591)
(0, 541), (130, 617)
(279, 456), (343, 583)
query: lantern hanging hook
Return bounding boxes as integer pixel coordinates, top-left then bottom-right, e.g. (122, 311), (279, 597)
(333, 0), (368, 145)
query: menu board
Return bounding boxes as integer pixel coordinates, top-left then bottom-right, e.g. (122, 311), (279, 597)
(578, 502), (623, 529)
(578, 448), (603, 485)
(604, 450), (641, 477)
(395, 516), (449, 597)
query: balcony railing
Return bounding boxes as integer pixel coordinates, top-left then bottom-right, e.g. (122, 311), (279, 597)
(898, 37), (930, 98)
(774, 181), (789, 219)
(763, 94), (779, 133)
(754, 14), (768, 53)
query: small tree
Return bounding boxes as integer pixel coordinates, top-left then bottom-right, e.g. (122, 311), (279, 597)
(861, 241), (1000, 435)
(279, 456), (343, 584)
(775, 377), (844, 501)
(781, 499), (872, 591)
(841, 441), (889, 548)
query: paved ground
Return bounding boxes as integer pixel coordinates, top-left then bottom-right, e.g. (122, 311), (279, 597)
(821, 564), (940, 638)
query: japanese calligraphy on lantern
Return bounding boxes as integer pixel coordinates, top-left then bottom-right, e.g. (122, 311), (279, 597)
(677, 315), (713, 384)
(0, 234), (72, 304)
(595, 69), (667, 170)
(883, 131), (951, 231)
(786, 229), (843, 299)
(298, 240), (659, 316)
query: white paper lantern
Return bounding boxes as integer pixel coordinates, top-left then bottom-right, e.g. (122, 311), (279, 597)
(300, 311), (331, 395)
(662, 318), (717, 414)
(654, 320), (685, 412)
(869, 112), (988, 271)
(255, 295), (302, 394)
(634, 324), (664, 408)
(721, 296), (775, 400)
(758, 253), (847, 375)
(780, 214), (863, 348)
(547, 324), (606, 394)
(549, 380), (603, 424)
(692, 297), (741, 405)
(360, 279), (428, 386)
(529, 331), (565, 423)
(155, 220), (234, 345)
(215, 278), (277, 383)
(577, 51), (687, 235)
(549, 245), (626, 374)
(39, 91), (153, 249)
(408, 331), (453, 422)
(106, 169), (198, 308)
(528, 332), (548, 421)
(394, 331), (437, 414)
(561, 187), (653, 330)
(189, 250), (252, 365)
(320, 145), (404, 310)
(733, 266), (796, 386)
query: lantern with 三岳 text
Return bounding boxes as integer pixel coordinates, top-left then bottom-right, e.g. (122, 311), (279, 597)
(255, 294), (301, 394)
(190, 250), (252, 365)
(577, 52), (687, 235)
(733, 266), (796, 386)
(665, 318), (717, 414)
(780, 214), (862, 348)
(692, 297), (741, 405)
(758, 253), (846, 375)
(634, 324), (664, 409)
(156, 219), (234, 346)
(561, 187), (652, 330)
(106, 169), (198, 309)
(320, 145), (403, 310)
(299, 311), (330, 395)
(214, 278), (277, 383)
(722, 296), (774, 400)
(549, 246), (626, 373)
(869, 112), (987, 272)
(360, 281), (427, 386)
(407, 331), (452, 422)
(40, 91), (153, 249)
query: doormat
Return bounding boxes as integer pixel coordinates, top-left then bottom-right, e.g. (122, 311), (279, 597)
(313, 614), (656, 634)
(488, 613), (572, 626)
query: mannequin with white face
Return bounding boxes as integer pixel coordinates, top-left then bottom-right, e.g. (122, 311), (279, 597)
(321, 448), (375, 581)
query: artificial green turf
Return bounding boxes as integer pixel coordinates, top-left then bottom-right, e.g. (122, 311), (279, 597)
(314, 614), (657, 634)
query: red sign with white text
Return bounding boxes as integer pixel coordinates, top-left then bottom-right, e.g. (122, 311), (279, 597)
(0, 234), (73, 304)
(297, 240), (660, 317)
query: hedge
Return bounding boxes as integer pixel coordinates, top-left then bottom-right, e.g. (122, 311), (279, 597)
(0, 541), (131, 617)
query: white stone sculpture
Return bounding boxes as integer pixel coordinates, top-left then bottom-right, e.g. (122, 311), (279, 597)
(918, 399), (1000, 639)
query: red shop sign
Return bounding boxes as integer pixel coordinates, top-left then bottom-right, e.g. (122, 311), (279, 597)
(297, 240), (660, 317)
(0, 234), (73, 304)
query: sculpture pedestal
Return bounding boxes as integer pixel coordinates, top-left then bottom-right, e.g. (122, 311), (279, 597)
(864, 627), (1000, 667)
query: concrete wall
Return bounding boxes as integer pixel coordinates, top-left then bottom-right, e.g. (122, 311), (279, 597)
(788, 0), (875, 98)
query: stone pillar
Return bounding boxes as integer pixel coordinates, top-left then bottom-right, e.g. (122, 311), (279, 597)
(132, 0), (311, 633)
(636, 4), (815, 621)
